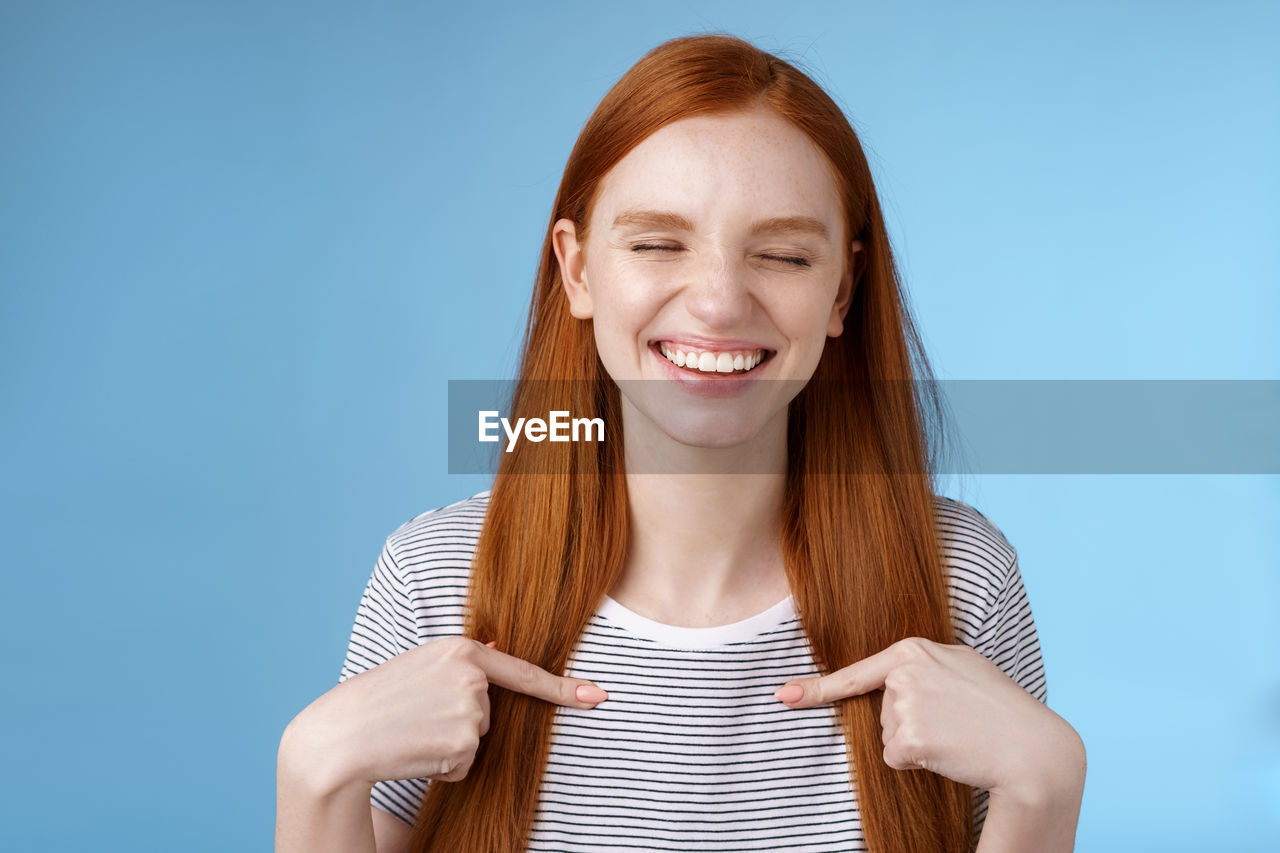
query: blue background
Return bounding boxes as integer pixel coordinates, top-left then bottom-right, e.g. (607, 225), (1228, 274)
(2, 1), (1277, 850)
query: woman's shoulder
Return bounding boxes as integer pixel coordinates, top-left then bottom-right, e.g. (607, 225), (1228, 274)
(931, 494), (1021, 638)
(380, 489), (491, 592)
(932, 494), (1017, 577)
(386, 489), (491, 546)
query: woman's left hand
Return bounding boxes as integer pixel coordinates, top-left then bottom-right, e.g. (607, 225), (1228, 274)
(773, 637), (1086, 801)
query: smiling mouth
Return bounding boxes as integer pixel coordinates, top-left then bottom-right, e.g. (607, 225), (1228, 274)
(651, 341), (775, 376)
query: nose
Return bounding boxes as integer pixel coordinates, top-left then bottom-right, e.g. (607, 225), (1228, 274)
(683, 249), (753, 330)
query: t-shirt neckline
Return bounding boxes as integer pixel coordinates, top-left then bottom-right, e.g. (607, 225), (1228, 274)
(598, 593), (796, 649)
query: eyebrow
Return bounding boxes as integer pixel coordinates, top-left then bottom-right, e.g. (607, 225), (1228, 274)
(611, 209), (830, 240)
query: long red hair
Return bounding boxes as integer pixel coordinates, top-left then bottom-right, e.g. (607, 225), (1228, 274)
(409, 33), (970, 852)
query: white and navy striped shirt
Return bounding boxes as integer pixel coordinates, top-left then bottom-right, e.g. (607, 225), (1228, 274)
(338, 490), (1047, 851)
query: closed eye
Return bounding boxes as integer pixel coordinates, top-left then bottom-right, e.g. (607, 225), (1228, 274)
(632, 245), (812, 268)
(762, 254), (811, 268)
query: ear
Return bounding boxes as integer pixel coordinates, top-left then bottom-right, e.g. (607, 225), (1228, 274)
(826, 239), (863, 338)
(552, 218), (593, 319)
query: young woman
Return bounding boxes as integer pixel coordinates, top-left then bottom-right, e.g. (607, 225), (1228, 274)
(277, 34), (1086, 853)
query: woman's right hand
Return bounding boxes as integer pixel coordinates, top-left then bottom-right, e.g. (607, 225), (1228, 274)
(281, 636), (609, 793)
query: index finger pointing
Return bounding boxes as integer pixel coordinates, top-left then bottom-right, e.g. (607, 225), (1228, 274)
(774, 643), (902, 708)
(474, 643), (608, 709)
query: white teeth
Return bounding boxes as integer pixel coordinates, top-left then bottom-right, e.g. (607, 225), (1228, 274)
(657, 343), (767, 375)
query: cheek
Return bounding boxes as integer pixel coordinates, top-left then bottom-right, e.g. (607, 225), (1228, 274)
(592, 269), (668, 330)
(776, 298), (834, 348)
(586, 274), (662, 375)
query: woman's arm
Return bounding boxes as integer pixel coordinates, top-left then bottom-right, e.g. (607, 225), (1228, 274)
(774, 638), (1087, 850)
(371, 805), (414, 853)
(276, 636), (607, 852)
(974, 723), (1086, 852)
(275, 719), (377, 853)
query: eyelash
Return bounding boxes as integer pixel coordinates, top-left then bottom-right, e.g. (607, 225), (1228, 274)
(631, 244), (812, 268)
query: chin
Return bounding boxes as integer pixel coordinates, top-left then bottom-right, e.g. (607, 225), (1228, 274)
(654, 412), (773, 451)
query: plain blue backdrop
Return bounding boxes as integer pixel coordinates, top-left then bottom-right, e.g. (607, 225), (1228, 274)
(2, 1), (1277, 850)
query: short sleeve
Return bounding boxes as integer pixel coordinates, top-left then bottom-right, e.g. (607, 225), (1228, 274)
(970, 548), (1048, 846)
(338, 538), (430, 826)
(974, 548), (1047, 704)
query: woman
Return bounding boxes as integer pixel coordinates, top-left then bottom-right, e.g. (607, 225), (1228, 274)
(277, 33), (1086, 853)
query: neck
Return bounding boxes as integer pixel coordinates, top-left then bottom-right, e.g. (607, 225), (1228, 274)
(611, 401), (791, 626)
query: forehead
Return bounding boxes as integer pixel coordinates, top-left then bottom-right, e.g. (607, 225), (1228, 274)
(591, 107), (844, 230)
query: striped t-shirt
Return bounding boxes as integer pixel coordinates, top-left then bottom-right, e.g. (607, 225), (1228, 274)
(338, 490), (1047, 852)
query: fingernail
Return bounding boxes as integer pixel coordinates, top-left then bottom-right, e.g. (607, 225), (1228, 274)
(774, 684), (804, 704)
(576, 684), (608, 704)
(485, 641), (497, 648)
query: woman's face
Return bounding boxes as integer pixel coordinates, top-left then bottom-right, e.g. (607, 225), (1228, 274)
(552, 105), (860, 462)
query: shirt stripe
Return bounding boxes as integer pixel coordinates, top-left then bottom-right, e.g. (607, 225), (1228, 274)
(338, 491), (1047, 851)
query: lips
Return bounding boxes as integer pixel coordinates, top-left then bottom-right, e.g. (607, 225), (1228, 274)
(647, 341), (773, 396)
(651, 336), (774, 370)
(655, 341), (769, 375)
